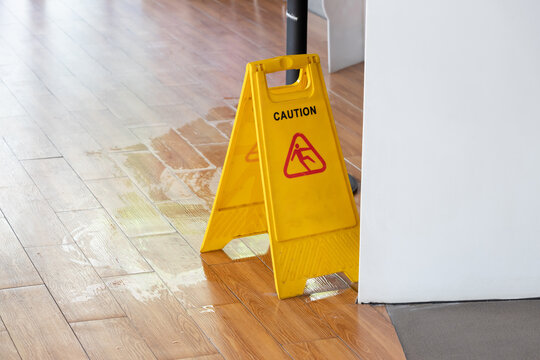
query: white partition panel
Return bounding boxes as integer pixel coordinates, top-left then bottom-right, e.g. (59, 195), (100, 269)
(359, 0), (540, 303)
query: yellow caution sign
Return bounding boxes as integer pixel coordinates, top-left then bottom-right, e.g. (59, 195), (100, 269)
(201, 54), (359, 299)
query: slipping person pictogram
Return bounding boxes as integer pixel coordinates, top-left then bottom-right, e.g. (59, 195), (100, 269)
(292, 143), (314, 170)
(284, 133), (326, 178)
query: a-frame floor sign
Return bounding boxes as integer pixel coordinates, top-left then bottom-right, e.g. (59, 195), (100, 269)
(201, 54), (359, 299)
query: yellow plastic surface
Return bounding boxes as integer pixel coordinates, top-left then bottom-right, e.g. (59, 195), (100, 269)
(201, 54), (359, 299)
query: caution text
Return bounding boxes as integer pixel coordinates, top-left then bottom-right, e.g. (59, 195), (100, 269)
(273, 106), (316, 121)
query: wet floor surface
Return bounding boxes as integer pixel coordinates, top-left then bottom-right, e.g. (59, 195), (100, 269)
(0, 0), (398, 359)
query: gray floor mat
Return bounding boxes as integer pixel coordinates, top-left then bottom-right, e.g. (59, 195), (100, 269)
(387, 300), (540, 360)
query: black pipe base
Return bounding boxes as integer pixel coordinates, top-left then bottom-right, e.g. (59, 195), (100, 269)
(349, 174), (359, 195)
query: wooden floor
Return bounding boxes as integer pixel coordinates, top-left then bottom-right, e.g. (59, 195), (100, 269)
(0, 0), (405, 359)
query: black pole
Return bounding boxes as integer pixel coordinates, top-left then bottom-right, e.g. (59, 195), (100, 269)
(286, 0), (308, 85)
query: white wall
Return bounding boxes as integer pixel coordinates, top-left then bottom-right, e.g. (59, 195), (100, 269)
(359, 0), (540, 303)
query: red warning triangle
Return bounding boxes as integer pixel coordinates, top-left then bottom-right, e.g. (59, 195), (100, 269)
(283, 133), (326, 178)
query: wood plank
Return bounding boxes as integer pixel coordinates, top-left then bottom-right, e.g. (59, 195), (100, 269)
(176, 118), (227, 145)
(346, 155), (362, 170)
(184, 63), (242, 98)
(14, 92), (70, 122)
(22, 157), (100, 212)
(195, 143), (228, 168)
(0, 285), (88, 359)
(155, 200), (256, 264)
(86, 177), (174, 237)
(155, 200), (209, 249)
(309, 291), (406, 360)
(303, 274), (351, 296)
(151, 68), (199, 86)
(175, 169), (220, 208)
(336, 122), (362, 157)
(27, 244), (124, 322)
(83, 44), (145, 76)
(74, 110), (148, 151)
(32, 112), (88, 141)
(131, 126), (210, 171)
(328, 92), (363, 139)
(215, 121), (233, 138)
(71, 318), (156, 360)
(211, 260), (334, 344)
(327, 64), (364, 109)
(188, 303), (290, 359)
(0, 219), (42, 289)
(240, 234), (273, 268)
(181, 355), (223, 360)
(94, 89), (162, 124)
(200, 241), (259, 266)
(48, 131), (125, 181)
(105, 272), (217, 360)
(75, 72), (125, 98)
(111, 152), (197, 202)
(0, 185), (72, 247)
(6, 80), (49, 100)
(192, 2), (284, 51)
(0, 116), (60, 160)
(0, 139), (34, 188)
(46, 77), (106, 111)
(57, 209), (152, 277)
(64, 150), (126, 181)
(304, 287), (359, 305)
(151, 103), (202, 125)
(204, 105), (236, 122)
(284, 338), (359, 360)
(172, 84), (235, 121)
(0, 38), (18, 63)
(0, 84), (26, 118)
(373, 305), (392, 323)
(116, 73), (183, 107)
(0, 331), (21, 360)
(132, 234), (237, 309)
